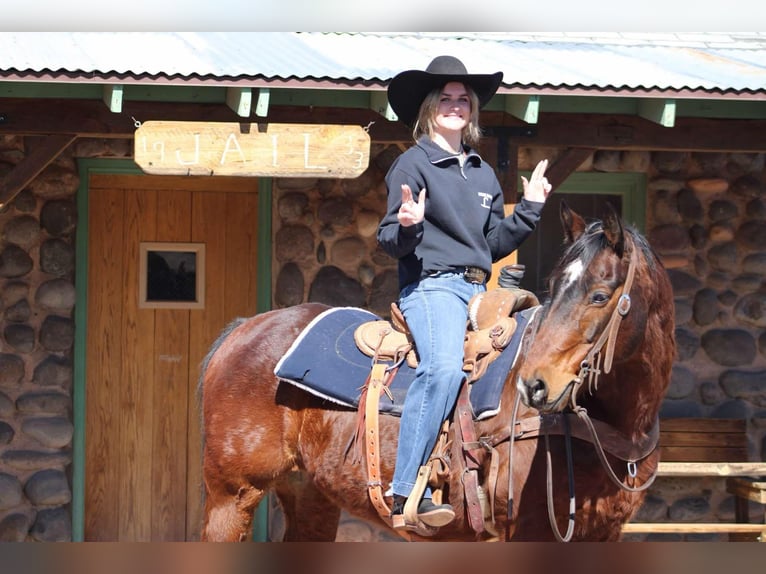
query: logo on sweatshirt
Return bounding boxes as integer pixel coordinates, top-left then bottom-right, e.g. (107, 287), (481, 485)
(478, 192), (492, 209)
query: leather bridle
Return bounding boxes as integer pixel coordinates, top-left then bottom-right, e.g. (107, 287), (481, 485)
(506, 239), (660, 542)
(570, 240), (639, 404)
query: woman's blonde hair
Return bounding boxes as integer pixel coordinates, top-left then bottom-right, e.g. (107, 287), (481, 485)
(412, 83), (482, 148)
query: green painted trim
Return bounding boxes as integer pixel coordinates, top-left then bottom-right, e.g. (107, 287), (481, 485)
(561, 172), (647, 232)
(0, 83), (102, 99)
(504, 94), (539, 124)
(122, 85), (226, 103)
(674, 98), (766, 119)
(487, 93), (766, 120)
(251, 177), (273, 541)
(73, 158), (143, 542)
(255, 88), (271, 118)
(0, 82), (227, 103)
(519, 171), (647, 231)
(3, 80), (764, 119)
(0, 83), (370, 109)
(267, 88), (374, 109)
(72, 165), (89, 543)
(103, 85), (124, 114)
(638, 99), (676, 128)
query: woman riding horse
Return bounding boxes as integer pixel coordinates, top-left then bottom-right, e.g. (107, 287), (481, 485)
(377, 54), (553, 532)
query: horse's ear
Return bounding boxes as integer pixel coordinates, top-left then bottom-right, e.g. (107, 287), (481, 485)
(602, 203), (625, 257)
(560, 199), (586, 244)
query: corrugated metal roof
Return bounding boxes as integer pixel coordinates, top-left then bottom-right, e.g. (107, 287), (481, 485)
(0, 32), (764, 96)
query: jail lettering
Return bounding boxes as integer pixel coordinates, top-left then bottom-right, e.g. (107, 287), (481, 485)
(134, 121), (370, 178)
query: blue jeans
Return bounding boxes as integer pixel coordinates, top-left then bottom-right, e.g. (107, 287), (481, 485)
(391, 272), (486, 498)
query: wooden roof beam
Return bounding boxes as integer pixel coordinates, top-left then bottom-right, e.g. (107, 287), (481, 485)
(370, 91), (397, 121)
(226, 87), (252, 117)
(102, 85), (123, 113)
(0, 134), (77, 208)
(504, 95), (539, 124)
(255, 88), (270, 117)
(638, 98), (676, 127)
(545, 147), (596, 189)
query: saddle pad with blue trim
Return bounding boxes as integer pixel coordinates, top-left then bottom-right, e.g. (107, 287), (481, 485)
(273, 305), (537, 420)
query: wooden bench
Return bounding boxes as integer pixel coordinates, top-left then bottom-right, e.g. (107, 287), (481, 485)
(621, 418), (766, 541)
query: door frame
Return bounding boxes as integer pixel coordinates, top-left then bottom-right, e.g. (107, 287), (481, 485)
(515, 171), (647, 294)
(520, 171), (647, 231)
(72, 158), (273, 541)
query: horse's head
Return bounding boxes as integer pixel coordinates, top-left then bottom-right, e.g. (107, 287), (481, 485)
(517, 200), (673, 416)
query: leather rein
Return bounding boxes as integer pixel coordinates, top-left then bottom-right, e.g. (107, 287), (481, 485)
(500, 240), (660, 542)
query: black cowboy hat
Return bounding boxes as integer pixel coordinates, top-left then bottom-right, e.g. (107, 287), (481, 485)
(387, 55), (503, 127)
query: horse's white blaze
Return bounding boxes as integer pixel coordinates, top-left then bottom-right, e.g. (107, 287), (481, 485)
(562, 258), (584, 289)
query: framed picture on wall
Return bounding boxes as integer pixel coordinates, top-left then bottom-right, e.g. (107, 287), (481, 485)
(138, 242), (205, 309)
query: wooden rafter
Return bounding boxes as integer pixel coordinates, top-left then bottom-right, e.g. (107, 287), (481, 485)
(255, 88), (270, 117)
(504, 95), (539, 124)
(638, 98), (676, 127)
(102, 85), (123, 113)
(369, 91), (396, 122)
(0, 134), (77, 207)
(0, 99), (765, 152)
(545, 147), (597, 190)
(225, 87), (252, 117)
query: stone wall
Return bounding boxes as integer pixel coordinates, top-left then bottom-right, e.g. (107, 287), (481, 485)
(0, 136), (131, 541)
(0, 132), (764, 542)
(631, 150), (766, 541)
(270, 144), (766, 541)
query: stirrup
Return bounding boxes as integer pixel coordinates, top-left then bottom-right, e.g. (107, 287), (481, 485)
(391, 513), (439, 536)
(392, 465), (454, 533)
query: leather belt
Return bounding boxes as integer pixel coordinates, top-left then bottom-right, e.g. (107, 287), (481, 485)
(422, 266), (488, 284)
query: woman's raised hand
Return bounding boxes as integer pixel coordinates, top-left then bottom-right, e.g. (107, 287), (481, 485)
(521, 159), (553, 203)
(398, 184), (426, 227)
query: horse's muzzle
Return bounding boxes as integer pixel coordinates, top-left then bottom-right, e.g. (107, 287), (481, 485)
(517, 375), (574, 413)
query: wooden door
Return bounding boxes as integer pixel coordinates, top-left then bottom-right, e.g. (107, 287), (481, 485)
(84, 174), (260, 541)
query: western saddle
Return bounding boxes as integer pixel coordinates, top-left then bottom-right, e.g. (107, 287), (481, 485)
(352, 283), (539, 537)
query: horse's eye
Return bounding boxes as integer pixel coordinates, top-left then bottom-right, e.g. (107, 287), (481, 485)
(591, 291), (610, 305)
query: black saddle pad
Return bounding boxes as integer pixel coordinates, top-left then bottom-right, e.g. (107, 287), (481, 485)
(274, 305), (538, 419)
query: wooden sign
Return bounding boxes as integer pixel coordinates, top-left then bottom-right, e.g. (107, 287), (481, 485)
(134, 121), (370, 178)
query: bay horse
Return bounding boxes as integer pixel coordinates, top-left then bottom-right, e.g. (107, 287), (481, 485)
(198, 201), (675, 541)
